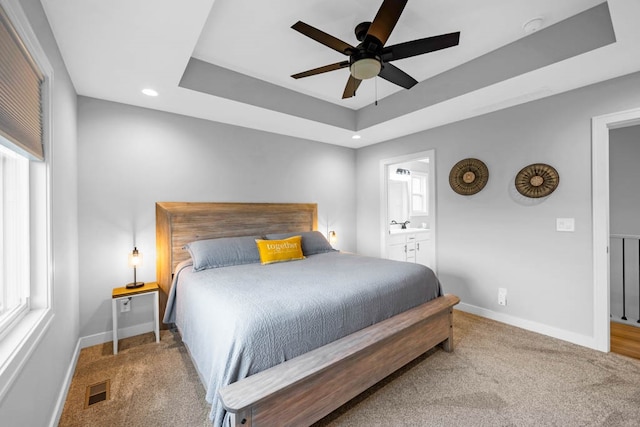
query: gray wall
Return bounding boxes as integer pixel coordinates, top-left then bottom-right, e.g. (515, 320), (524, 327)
(77, 72), (640, 343)
(610, 125), (640, 234)
(0, 0), (79, 425)
(77, 97), (356, 337)
(357, 71), (640, 340)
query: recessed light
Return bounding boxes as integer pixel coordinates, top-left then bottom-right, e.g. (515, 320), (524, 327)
(142, 88), (158, 97)
(352, 134), (361, 140)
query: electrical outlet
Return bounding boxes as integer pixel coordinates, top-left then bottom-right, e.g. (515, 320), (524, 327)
(498, 288), (507, 306)
(556, 218), (575, 232)
(120, 298), (131, 313)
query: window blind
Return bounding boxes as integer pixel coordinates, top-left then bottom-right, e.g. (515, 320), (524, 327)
(0, 5), (43, 161)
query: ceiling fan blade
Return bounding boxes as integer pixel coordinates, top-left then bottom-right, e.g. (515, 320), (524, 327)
(291, 61), (350, 79)
(366, 0), (408, 47)
(292, 21), (354, 55)
(381, 32), (460, 62)
(342, 75), (362, 99)
(378, 62), (417, 89)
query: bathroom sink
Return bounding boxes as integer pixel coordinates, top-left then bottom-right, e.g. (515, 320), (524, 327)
(389, 227), (429, 234)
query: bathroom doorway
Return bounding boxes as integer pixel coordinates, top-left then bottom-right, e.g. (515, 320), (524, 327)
(380, 150), (437, 273)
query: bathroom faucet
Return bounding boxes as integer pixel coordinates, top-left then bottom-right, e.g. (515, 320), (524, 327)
(401, 220), (410, 229)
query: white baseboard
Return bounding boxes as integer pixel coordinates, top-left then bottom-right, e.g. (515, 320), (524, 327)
(49, 339), (81, 427)
(456, 302), (599, 351)
(78, 321), (156, 349)
(50, 321), (158, 426)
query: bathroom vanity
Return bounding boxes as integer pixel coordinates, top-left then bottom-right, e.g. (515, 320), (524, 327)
(387, 228), (432, 267)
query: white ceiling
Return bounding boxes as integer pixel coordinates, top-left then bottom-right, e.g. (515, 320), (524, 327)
(41, 0), (640, 148)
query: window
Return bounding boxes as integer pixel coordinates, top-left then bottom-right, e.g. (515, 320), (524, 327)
(410, 172), (428, 215)
(0, 0), (42, 342)
(0, 0), (53, 402)
(0, 144), (29, 339)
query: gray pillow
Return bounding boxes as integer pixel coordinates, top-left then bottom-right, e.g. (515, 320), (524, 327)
(265, 231), (335, 256)
(185, 236), (261, 271)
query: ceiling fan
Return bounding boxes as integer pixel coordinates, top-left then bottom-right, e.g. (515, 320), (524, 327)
(291, 0), (460, 99)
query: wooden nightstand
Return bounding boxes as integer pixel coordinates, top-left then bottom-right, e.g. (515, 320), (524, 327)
(111, 281), (160, 355)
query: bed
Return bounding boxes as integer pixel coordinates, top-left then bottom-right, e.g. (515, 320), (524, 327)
(156, 202), (459, 427)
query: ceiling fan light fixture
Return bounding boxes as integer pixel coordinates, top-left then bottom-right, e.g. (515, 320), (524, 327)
(350, 58), (381, 80)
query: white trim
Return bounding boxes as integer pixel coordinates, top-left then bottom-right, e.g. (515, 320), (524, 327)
(78, 321), (157, 350)
(0, 0), (53, 77)
(591, 106), (640, 352)
(379, 150), (437, 272)
(48, 338), (81, 427)
(0, 309), (53, 401)
(457, 303), (597, 350)
(379, 159), (390, 258)
(429, 151), (437, 270)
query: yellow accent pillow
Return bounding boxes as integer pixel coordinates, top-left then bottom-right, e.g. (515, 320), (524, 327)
(255, 236), (305, 265)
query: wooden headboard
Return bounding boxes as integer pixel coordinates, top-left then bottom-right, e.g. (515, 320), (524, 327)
(155, 202), (317, 322)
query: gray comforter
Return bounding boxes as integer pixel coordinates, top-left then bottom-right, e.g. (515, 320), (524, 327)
(163, 251), (441, 426)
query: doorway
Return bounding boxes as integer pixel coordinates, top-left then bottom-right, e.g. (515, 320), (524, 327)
(592, 106), (640, 352)
(608, 124), (640, 359)
(380, 150), (437, 273)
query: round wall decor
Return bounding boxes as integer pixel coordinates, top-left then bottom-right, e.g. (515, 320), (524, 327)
(515, 163), (559, 198)
(449, 158), (489, 195)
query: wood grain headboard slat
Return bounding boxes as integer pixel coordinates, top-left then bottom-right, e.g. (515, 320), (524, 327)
(156, 202), (317, 324)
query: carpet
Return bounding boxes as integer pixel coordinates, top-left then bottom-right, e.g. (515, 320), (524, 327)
(59, 329), (209, 426)
(317, 312), (640, 426)
(59, 311), (640, 426)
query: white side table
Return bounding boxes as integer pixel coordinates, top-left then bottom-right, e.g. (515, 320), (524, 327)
(111, 281), (160, 355)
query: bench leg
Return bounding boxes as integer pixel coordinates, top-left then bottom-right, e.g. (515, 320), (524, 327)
(439, 308), (455, 352)
(228, 410), (252, 426)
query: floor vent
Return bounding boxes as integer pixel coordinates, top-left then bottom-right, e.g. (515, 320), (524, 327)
(85, 380), (110, 408)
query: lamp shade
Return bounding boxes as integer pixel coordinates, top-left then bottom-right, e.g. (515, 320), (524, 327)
(126, 247), (144, 288)
(128, 247), (142, 268)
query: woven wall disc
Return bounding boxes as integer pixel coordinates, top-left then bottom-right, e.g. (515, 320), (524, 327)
(449, 158), (489, 195)
(515, 163), (559, 198)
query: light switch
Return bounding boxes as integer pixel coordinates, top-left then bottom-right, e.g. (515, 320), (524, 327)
(556, 218), (575, 232)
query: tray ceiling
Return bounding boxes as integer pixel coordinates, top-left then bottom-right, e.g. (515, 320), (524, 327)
(41, 0), (640, 148)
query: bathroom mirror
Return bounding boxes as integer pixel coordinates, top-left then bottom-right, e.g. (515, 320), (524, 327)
(387, 160), (429, 228)
(388, 179), (409, 224)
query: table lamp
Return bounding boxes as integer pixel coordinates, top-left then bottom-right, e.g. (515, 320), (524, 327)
(329, 230), (337, 246)
(126, 247), (144, 288)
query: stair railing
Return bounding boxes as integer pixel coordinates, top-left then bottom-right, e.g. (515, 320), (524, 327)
(610, 234), (640, 324)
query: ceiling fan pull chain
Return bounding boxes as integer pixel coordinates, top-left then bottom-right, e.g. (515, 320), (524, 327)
(375, 76), (378, 106)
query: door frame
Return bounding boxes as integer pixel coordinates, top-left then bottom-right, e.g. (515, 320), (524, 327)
(380, 149), (437, 272)
(592, 106), (640, 352)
